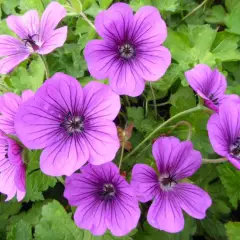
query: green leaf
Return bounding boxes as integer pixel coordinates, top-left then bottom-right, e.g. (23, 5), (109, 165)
(217, 163), (240, 208)
(10, 55), (45, 92)
(225, 222), (240, 240)
(35, 200), (84, 240)
(19, 0), (51, 13)
(225, 2), (240, 35)
(130, 0), (152, 12)
(98, 0), (112, 9)
(152, 0), (179, 12)
(127, 107), (144, 132)
(1, 0), (19, 14)
(24, 151), (57, 202)
(225, 0), (240, 12)
(6, 220), (32, 240)
(205, 5), (226, 25)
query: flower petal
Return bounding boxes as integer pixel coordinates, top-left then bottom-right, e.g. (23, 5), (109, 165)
(174, 183), (212, 219)
(152, 137), (202, 180)
(109, 61), (145, 96)
(133, 6), (167, 46)
(94, 3), (134, 43)
(14, 164), (26, 193)
(131, 163), (159, 202)
(40, 137), (89, 176)
(38, 26), (67, 55)
(84, 39), (118, 80)
(39, 2), (66, 43)
(136, 46), (171, 81)
(84, 119), (120, 165)
(7, 10), (40, 39)
(15, 73), (83, 149)
(82, 81), (120, 121)
(106, 182), (141, 236)
(147, 191), (184, 233)
(21, 89), (34, 102)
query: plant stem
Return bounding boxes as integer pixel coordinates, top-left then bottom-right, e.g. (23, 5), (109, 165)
(167, 121), (193, 140)
(40, 55), (50, 79)
(56, 176), (65, 185)
(123, 105), (206, 161)
(181, 0), (208, 22)
(202, 158), (227, 164)
(118, 140), (125, 170)
(149, 83), (158, 119)
(124, 96), (131, 107)
(149, 101), (170, 107)
(80, 12), (96, 30)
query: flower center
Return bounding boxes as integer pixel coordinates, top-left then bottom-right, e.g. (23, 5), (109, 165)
(209, 93), (218, 105)
(230, 137), (240, 159)
(22, 34), (39, 51)
(4, 145), (8, 159)
(60, 112), (84, 135)
(159, 174), (177, 191)
(101, 183), (115, 200)
(119, 43), (135, 59)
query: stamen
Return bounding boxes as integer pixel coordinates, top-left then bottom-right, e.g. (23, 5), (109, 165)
(119, 43), (136, 59)
(209, 93), (218, 105)
(101, 183), (115, 200)
(230, 137), (240, 159)
(159, 173), (177, 191)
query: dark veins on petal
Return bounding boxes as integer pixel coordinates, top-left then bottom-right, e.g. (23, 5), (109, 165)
(230, 137), (240, 159)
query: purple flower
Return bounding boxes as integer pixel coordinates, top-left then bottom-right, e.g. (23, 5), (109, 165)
(207, 97), (240, 169)
(64, 162), (141, 236)
(0, 131), (26, 201)
(0, 2), (67, 74)
(0, 90), (34, 135)
(185, 64), (228, 112)
(84, 3), (171, 97)
(15, 73), (120, 176)
(131, 136), (212, 233)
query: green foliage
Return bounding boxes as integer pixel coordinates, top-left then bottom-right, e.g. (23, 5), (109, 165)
(24, 151), (57, 202)
(217, 163), (240, 209)
(225, 222), (240, 240)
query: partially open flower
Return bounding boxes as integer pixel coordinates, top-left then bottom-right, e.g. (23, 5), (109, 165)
(0, 131), (26, 201)
(0, 1), (67, 74)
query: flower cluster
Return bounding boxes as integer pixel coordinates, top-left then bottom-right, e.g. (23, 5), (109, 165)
(2, 0), (239, 238)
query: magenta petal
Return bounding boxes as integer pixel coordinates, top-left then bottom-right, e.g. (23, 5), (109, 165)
(137, 46), (171, 81)
(21, 90), (34, 101)
(84, 40), (118, 80)
(131, 164), (158, 202)
(39, 2), (66, 43)
(94, 3), (134, 42)
(0, 93), (21, 135)
(38, 26), (67, 55)
(152, 137), (202, 180)
(84, 119), (120, 165)
(227, 154), (240, 170)
(147, 191), (184, 233)
(174, 183), (212, 219)
(7, 10), (40, 39)
(14, 164), (26, 192)
(82, 81), (120, 121)
(0, 36), (30, 74)
(133, 6), (167, 46)
(109, 61), (145, 97)
(40, 137), (89, 176)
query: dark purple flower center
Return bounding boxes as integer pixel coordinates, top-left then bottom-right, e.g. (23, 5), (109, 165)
(159, 174), (177, 191)
(119, 43), (136, 59)
(60, 112), (84, 135)
(230, 137), (240, 159)
(22, 34), (39, 51)
(209, 93), (218, 105)
(101, 183), (116, 200)
(4, 145), (8, 159)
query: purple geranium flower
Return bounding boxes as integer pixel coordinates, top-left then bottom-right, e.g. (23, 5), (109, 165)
(207, 97), (240, 169)
(15, 73), (120, 176)
(0, 131), (26, 201)
(84, 3), (171, 97)
(64, 162), (141, 236)
(0, 1), (67, 74)
(131, 136), (212, 233)
(0, 90), (34, 135)
(185, 64), (228, 112)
